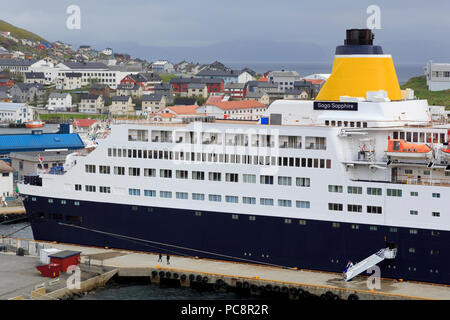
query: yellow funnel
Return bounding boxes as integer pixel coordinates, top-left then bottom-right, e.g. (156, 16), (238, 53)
(316, 55), (402, 101)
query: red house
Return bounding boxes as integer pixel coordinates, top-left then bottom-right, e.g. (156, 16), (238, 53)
(0, 79), (15, 87)
(36, 44), (46, 51)
(169, 78), (224, 95)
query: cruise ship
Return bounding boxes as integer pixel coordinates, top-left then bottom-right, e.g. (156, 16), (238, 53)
(19, 29), (449, 285)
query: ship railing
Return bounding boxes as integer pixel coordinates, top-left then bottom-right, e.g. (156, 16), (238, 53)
(392, 174), (450, 187)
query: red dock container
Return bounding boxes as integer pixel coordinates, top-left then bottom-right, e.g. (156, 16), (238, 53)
(48, 250), (81, 272)
(36, 263), (61, 278)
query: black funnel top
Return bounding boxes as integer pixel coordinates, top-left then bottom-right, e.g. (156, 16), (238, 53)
(344, 29), (374, 45)
(335, 28), (383, 55)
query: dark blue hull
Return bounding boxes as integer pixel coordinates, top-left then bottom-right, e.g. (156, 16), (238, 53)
(23, 195), (449, 284)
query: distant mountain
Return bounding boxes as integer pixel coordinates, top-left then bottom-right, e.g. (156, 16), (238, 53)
(0, 20), (47, 42)
(97, 39), (329, 64)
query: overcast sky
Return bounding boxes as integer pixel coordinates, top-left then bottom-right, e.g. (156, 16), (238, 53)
(2, 0), (449, 62)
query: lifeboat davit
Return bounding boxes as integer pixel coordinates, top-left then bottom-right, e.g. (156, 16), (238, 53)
(385, 139), (433, 160)
(25, 120), (45, 128)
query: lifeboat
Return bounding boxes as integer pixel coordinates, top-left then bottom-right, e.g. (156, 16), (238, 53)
(440, 148), (450, 159)
(25, 120), (45, 128)
(385, 139), (433, 160)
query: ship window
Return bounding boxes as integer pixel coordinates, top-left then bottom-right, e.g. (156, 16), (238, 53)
(405, 169), (413, 174)
(74, 201), (80, 206)
(347, 186), (362, 194)
(413, 132), (418, 142)
(260, 198), (274, 206)
(176, 192), (188, 200)
(296, 177), (310, 187)
(129, 167), (140, 176)
(225, 195), (238, 203)
(114, 166), (125, 175)
(410, 210), (418, 215)
(75, 184), (82, 191)
(278, 176), (292, 186)
(399, 132), (405, 139)
(208, 194), (221, 202)
(406, 132), (412, 142)
(160, 169), (172, 178)
(99, 186), (111, 193)
(160, 191), (172, 198)
(410, 191), (418, 196)
(331, 121), (336, 126)
(85, 164), (96, 173)
(232, 214), (239, 220)
(144, 168), (156, 177)
(393, 141), (400, 151)
(128, 188), (140, 196)
(430, 249), (439, 255)
(226, 173), (239, 182)
(332, 222), (340, 228)
(326, 159), (331, 169)
(260, 175), (274, 185)
(296, 201), (310, 209)
(432, 212), (440, 217)
(243, 197), (256, 204)
(131, 206), (138, 211)
(347, 204), (362, 212)
(431, 230), (440, 236)
(369, 226), (377, 231)
(85, 185), (96, 192)
(367, 187), (382, 196)
(363, 122), (368, 128)
(209, 172), (222, 181)
(249, 216), (256, 221)
(305, 137), (326, 150)
(393, 132), (399, 139)
(192, 193), (205, 201)
(409, 248), (415, 253)
(325, 120), (330, 126)
(328, 185), (343, 193)
(278, 199), (291, 207)
(284, 218), (292, 224)
(432, 193), (440, 198)
(350, 122), (354, 127)
(243, 174), (256, 184)
(389, 227), (398, 233)
(192, 171), (205, 180)
(99, 165), (110, 174)
(356, 122), (361, 128)
(387, 189), (402, 197)
(351, 224), (359, 230)
(328, 203), (343, 211)
(367, 206), (382, 214)
(144, 190), (156, 197)
(176, 170), (188, 179)
(299, 220), (307, 225)
(409, 229), (418, 235)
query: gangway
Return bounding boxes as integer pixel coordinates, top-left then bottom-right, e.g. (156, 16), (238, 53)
(343, 247), (397, 281)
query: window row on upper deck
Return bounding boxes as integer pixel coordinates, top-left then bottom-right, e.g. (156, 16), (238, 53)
(128, 129), (326, 150)
(107, 147), (332, 169)
(392, 131), (446, 144)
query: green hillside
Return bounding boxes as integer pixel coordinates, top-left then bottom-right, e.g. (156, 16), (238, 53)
(0, 19), (47, 42)
(401, 75), (450, 108)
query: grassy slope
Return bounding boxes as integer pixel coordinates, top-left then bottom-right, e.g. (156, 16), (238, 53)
(0, 19), (47, 42)
(401, 75), (450, 108)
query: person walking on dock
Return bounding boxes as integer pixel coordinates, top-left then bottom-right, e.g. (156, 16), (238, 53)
(167, 254), (170, 265)
(158, 253), (162, 262)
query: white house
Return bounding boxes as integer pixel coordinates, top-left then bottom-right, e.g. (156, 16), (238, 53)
(0, 102), (34, 124)
(0, 160), (14, 197)
(47, 92), (72, 111)
(268, 70), (301, 91)
(151, 61), (175, 73)
(425, 60), (450, 91)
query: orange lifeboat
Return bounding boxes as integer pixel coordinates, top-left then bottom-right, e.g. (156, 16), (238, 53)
(386, 139), (433, 160)
(440, 148), (450, 158)
(25, 120), (45, 128)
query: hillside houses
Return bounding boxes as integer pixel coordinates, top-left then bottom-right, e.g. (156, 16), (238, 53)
(110, 95), (134, 115)
(10, 83), (44, 103)
(79, 94), (104, 113)
(142, 94), (166, 114)
(47, 92), (72, 111)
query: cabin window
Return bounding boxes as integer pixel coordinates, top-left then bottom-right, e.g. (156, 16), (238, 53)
(144, 190), (156, 197)
(328, 185), (343, 193)
(260, 198), (274, 206)
(410, 210), (418, 215)
(192, 193), (205, 201)
(347, 186), (362, 194)
(278, 199), (292, 207)
(399, 132), (405, 140)
(348, 204), (362, 212)
(328, 203), (343, 211)
(367, 206), (382, 214)
(225, 195), (238, 203)
(406, 132), (412, 142)
(432, 212), (440, 217)
(393, 132), (399, 139)
(296, 201), (310, 209)
(176, 192), (188, 200)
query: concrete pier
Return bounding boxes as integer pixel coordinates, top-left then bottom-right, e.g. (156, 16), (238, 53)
(1, 237), (450, 300)
(43, 241), (450, 300)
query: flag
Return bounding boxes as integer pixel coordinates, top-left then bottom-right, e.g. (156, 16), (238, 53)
(38, 154), (43, 166)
